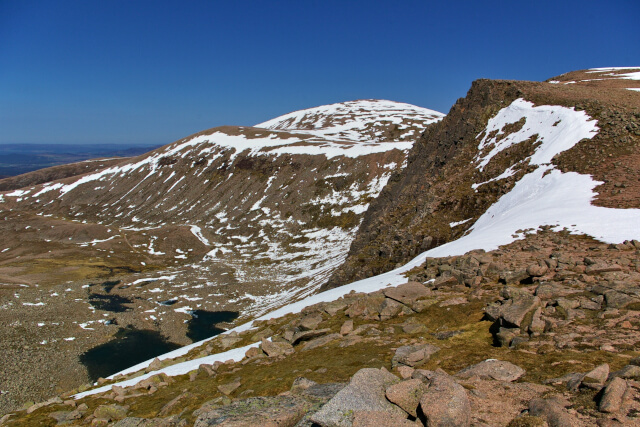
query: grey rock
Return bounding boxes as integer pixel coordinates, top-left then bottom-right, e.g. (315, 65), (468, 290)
(599, 377), (628, 413)
(383, 281), (432, 306)
(385, 378), (426, 417)
(309, 368), (402, 426)
(418, 372), (470, 427)
(609, 364), (640, 380)
(392, 344), (440, 368)
(301, 333), (342, 351)
(261, 338), (294, 357)
(292, 328), (331, 345)
(456, 359), (525, 382)
(194, 395), (310, 427)
(581, 364), (609, 389)
(528, 397), (580, 427)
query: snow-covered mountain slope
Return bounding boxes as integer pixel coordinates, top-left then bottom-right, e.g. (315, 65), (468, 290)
(0, 100), (443, 404)
(255, 99), (443, 143)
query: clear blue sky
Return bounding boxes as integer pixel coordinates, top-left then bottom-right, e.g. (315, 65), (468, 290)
(1, 0), (638, 145)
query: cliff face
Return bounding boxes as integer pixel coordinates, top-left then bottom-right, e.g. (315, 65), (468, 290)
(324, 72), (640, 290)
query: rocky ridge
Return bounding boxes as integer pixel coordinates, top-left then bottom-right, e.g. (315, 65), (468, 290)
(324, 68), (640, 290)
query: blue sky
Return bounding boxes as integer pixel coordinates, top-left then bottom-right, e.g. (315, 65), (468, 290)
(1, 0), (638, 145)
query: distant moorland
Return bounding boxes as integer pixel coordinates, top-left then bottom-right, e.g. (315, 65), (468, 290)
(0, 143), (161, 178)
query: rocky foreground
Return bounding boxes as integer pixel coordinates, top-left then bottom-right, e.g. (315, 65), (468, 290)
(3, 229), (640, 426)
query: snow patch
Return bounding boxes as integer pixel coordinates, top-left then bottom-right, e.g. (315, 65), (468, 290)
(475, 98), (598, 172)
(190, 225), (210, 246)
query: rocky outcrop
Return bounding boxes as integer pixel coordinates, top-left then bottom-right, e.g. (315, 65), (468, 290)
(391, 344), (440, 368)
(310, 368), (403, 426)
(323, 79), (531, 290)
(456, 359), (525, 382)
(420, 372), (471, 427)
(194, 395), (311, 427)
(527, 397), (581, 427)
